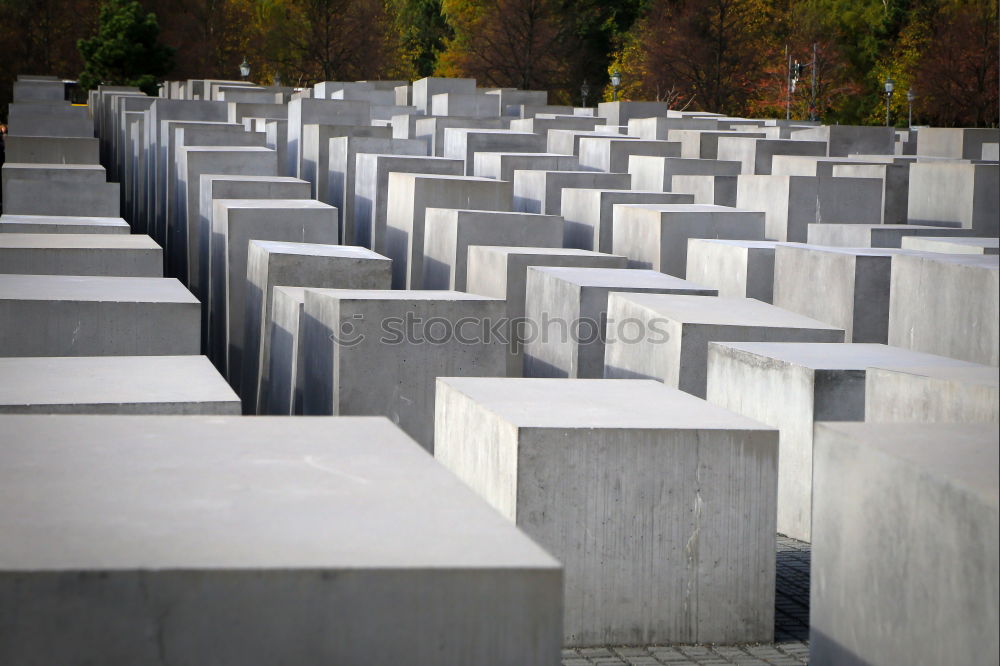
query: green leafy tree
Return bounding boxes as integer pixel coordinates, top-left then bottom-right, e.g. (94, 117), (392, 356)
(77, 0), (175, 95)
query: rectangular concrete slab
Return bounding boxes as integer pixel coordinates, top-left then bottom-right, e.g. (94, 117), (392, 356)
(604, 293), (844, 397)
(385, 173), (513, 289)
(686, 239), (778, 302)
(887, 252), (999, 365)
(524, 267), (717, 379)
(612, 203), (766, 277)
(244, 241), (391, 414)
(513, 170), (631, 215)
(0, 274), (199, 356)
(260, 286), (307, 415)
(900, 236), (999, 255)
(435, 377), (777, 646)
(209, 199), (339, 386)
(806, 223), (976, 248)
(561, 188), (693, 253)
(0, 234), (161, 277)
(473, 151), (580, 182)
(706, 341), (982, 541)
(353, 154), (464, 252)
(0, 214), (130, 235)
(810, 422), (998, 666)
(0, 355), (239, 414)
(422, 209), (564, 290)
(0, 414), (562, 665)
(301, 290), (508, 450)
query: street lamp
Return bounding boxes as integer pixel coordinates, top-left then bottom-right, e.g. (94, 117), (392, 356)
(884, 77), (894, 127)
(610, 70), (621, 102)
(581, 80), (590, 108)
(907, 88), (915, 128)
(239, 58), (250, 81)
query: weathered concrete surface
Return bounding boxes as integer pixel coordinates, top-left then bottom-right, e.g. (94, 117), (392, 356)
(810, 422), (998, 666)
(0, 414), (562, 665)
(0, 355), (239, 414)
(435, 377), (777, 646)
(0, 214), (130, 234)
(0, 233), (161, 277)
(686, 239), (778, 303)
(865, 364), (999, 424)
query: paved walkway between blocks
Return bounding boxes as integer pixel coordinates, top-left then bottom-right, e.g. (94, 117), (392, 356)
(561, 535), (811, 666)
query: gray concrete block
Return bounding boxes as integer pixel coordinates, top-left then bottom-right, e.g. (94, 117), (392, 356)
(0, 214), (130, 234)
(717, 137), (827, 175)
(327, 135), (425, 244)
(7, 102), (92, 137)
(260, 286), (307, 415)
(435, 377), (777, 645)
(2, 180), (120, 217)
(422, 209), (563, 290)
(789, 125), (895, 156)
(0, 355), (239, 414)
(628, 116), (720, 140)
(887, 252), (999, 365)
(509, 116), (603, 135)
(354, 154), (463, 252)
(385, 173), (513, 289)
(174, 145), (276, 292)
(2, 136), (100, 164)
(667, 129), (767, 159)
(209, 200), (338, 387)
(916, 127), (1000, 159)
(628, 155), (741, 191)
(736, 174), (821, 242)
(866, 364), (999, 424)
(806, 223), (976, 248)
(244, 241), (391, 414)
(598, 101), (669, 125)
(513, 170), (630, 215)
(774, 244), (921, 343)
(706, 342), (980, 541)
(0, 274), (199, 356)
(299, 123), (391, 202)
(466, 246), (628, 375)
(612, 203), (765, 277)
(907, 162), (999, 236)
(830, 162), (909, 224)
(671, 174), (739, 207)
(286, 98), (371, 177)
(472, 151), (580, 182)
(578, 138), (681, 173)
(604, 294), (844, 397)
(0, 413), (562, 665)
(0, 233), (161, 277)
(686, 239), (778, 302)
(12, 79), (64, 102)
(810, 422), (998, 666)
(413, 76), (477, 113)
(444, 129), (546, 175)
(300, 290), (507, 449)
(900, 235), (999, 255)
(546, 129), (637, 157)
(561, 188), (693, 253)
(414, 116), (507, 156)
(524, 267), (716, 378)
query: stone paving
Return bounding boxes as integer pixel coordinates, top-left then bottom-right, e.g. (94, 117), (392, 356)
(561, 536), (810, 666)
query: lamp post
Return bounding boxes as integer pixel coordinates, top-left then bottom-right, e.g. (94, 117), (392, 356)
(907, 88), (914, 129)
(581, 80), (590, 108)
(610, 70), (621, 102)
(884, 77), (894, 127)
(239, 58), (250, 81)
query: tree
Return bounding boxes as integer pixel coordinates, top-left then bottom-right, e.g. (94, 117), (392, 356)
(612, 0), (779, 115)
(391, 0), (453, 77)
(250, 0), (406, 85)
(437, 0), (581, 97)
(77, 0), (174, 95)
(913, 0), (998, 127)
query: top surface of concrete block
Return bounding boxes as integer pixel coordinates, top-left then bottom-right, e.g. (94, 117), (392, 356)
(438, 377), (774, 430)
(211, 199), (334, 211)
(0, 414), (560, 570)
(0, 356), (238, 411)
(530, 266), (710, 291)
(874, 364), (1000, 388)
(0, 234), (159, 250)
(714, 342), (981, 371)
(0, 215), (129, 233)
(250, 240), (384, 261)
(0, 275), (197, 304)
(621, 293), (844, 330)
(308, 288), (500, 303)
